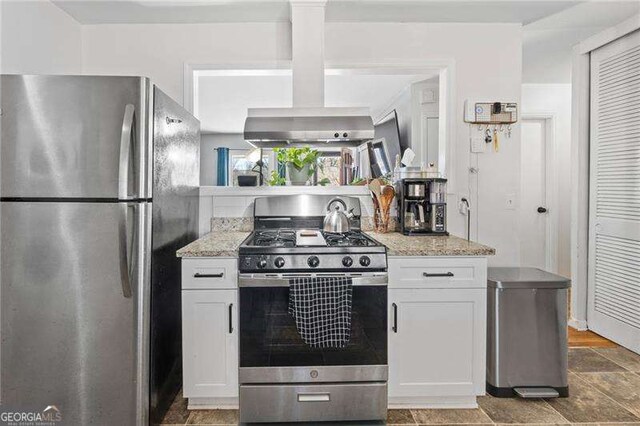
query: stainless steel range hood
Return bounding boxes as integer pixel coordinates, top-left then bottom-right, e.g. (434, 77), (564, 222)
(243, 1), (374, 148)
(244, 107), (374, 148)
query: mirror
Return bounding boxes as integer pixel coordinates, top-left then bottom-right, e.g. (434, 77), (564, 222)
(194, 70), (444, 186)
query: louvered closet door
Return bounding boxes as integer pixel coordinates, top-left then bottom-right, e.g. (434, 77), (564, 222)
(588, 29), (640, 354)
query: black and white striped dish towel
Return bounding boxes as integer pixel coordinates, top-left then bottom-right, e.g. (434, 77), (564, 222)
(288, 276), (353, 348)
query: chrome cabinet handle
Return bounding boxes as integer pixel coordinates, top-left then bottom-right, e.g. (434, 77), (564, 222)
(423, 272), (454, 278)
(228, 303), (234, 334)
(118, 104), (135, 200)
(193, 273), (224, 278)
(392, 303), (398, 333)
(118, 203), (135, 298)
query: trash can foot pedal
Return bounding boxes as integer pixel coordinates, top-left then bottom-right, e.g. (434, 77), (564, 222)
(514, 387), (559, 398)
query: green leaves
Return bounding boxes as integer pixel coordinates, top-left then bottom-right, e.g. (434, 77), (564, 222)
(267, 170), (286, 186)
(274, 147), (320, 172)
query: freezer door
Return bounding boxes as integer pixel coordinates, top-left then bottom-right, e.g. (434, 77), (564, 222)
(0, 201), (150, 425)
(0, 75), (149, 199)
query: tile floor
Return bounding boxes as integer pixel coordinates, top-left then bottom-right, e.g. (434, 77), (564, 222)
(159, 346), (640, 425)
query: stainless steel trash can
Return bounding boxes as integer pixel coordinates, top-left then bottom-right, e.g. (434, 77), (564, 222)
(487, 267), (570, 398)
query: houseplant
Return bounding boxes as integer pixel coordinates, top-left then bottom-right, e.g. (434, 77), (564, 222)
(273, 147), (321, 186)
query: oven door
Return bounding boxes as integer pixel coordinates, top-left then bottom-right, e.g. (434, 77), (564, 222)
(238, 273), (388, 384)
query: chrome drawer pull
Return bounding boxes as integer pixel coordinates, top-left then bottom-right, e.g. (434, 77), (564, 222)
(194, 272), (224, 278)
(422, 272), (454, 278)
(298, 393), (330, 402)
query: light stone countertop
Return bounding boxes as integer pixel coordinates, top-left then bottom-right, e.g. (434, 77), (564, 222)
(177, 231), (495, 258)
(365, 232), (495, 257)
(176, 232), (250, 258)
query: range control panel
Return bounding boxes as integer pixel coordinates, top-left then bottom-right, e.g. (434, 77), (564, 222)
(239, 253), (387, 273)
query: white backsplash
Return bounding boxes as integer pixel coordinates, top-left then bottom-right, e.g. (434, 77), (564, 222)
(198, 186), (383, 236)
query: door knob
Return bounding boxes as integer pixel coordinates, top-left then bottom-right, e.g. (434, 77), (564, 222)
(537, 207), (548, 213)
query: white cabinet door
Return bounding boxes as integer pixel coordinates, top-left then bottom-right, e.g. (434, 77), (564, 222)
(388, 288), (486, 397)
(182, 290), (238, 398)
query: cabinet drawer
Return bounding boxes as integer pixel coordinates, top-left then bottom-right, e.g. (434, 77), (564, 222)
(182, 258), (237, 289)
(389, 257), (486, 289)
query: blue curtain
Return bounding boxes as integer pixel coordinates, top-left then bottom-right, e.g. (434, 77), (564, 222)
(216, 147), (229, 186)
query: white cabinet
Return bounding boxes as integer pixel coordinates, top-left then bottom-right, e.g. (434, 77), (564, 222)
(180, 255), (488, 410)
(181, 258), (238, 408)
(387, 257), (487, 408)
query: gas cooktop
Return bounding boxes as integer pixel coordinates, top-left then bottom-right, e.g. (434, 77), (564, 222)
(243, 229), (380, 249)
(239, 229), (387, 273)
(239, 195), (387, 273)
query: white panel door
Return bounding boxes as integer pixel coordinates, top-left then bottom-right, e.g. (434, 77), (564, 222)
(388, 288), (486, 397)
(182, 290), (239, 398)
(520, 119), (548, 269)
(588, 29), (640, 354)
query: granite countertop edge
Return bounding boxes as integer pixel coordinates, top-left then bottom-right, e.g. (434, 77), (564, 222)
(176, 231), (495, 258)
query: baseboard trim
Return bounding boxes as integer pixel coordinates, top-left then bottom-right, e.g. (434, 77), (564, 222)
(388, 396), (477, 409)
(187, 397), (239, 410)
(569, 318), (588, 331)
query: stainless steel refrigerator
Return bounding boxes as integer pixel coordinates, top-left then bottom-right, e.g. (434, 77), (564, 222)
(0, 75), (200, 425)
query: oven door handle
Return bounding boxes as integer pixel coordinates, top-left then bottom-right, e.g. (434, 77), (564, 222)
(238, 274), (388, 287)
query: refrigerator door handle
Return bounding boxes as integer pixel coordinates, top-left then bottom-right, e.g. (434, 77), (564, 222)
(119, 104), (135, 200)
(119, 203), (135, 298)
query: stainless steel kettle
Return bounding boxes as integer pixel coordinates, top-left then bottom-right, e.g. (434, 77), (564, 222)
(323, 198), (354, 233)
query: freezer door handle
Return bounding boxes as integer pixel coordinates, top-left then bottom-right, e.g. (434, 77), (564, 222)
(118, 104), (135, 200)
(118, 203), (135, 298)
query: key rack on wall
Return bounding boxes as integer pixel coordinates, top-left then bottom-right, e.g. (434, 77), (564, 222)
(464, 100), (518, 152)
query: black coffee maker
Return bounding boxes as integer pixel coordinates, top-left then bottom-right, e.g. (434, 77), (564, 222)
(398, 178), (448, 235)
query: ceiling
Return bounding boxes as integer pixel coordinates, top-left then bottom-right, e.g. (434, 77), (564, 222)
(196, 72), (435, 133)
(53, 0), (580, 25)
(522, 1), (640, 83)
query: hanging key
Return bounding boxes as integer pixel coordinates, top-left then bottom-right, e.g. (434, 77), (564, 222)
(484, 128), (492, 144)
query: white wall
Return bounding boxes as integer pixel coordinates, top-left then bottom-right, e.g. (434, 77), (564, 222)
(521, 84), (572, 277)
(200, 133), (253, 186)
(82, 21), (523, 265)
(1, 0), (82, 74)
(82, 22), (292, 105)
(324, 23), (523, 266)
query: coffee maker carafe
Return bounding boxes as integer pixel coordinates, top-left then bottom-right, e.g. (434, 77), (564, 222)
(398, 178), (448, 235)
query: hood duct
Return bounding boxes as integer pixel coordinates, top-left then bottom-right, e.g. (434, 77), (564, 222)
(243, 0), (374, 148)
(244, 107), (374, 148)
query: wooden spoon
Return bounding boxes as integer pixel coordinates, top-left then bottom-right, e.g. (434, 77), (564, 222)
(380, 185), (395, 213)
(368, 178), (382, 204)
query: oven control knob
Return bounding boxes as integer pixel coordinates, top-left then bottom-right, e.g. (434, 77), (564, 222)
(257, 258), (268, 269)
(359, 256), (371, 267)
(274, 257), (285, 268)
(342, 256), (353, 267)
(307, 256), (320, 268)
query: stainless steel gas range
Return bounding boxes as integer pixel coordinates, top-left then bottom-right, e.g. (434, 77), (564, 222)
(238, 195), (388, 423)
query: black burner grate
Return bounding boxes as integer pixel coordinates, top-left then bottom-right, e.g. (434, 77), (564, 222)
(250, 230), (296, 247)
(323, 231), (375, 247)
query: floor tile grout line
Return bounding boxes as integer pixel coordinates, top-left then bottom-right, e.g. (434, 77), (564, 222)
(540, 397), (571, 424)
(570, 371), (640, 421)
(591, 347), (639, 373)
(408, 408), (418, 424)
(477, 405), (496, 424)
